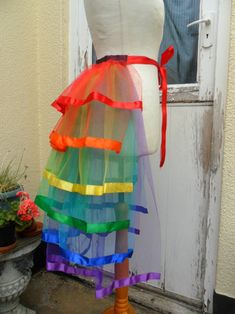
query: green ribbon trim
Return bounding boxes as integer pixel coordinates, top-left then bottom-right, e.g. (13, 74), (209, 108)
(35, 195), (130, 234)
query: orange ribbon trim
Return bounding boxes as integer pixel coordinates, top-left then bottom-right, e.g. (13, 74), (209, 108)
(50, 131), (122, 153)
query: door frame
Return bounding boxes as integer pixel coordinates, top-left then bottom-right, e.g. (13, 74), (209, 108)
(203, 0), (232, 312)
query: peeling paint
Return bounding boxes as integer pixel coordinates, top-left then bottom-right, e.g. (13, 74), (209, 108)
(191, 106), (214, 301)
(210, 91), (224, 174)
(199, 110), (213, 174)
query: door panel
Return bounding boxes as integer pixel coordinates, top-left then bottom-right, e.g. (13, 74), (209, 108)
(131, 105), (213, 300)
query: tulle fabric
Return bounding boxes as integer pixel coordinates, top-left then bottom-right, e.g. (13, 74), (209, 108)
(50, 61), (142, 154)
(37, 150), (161, 298)
(36, 58), (161, 298)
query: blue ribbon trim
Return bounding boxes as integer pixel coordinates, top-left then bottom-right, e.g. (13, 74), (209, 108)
(43, 230), (133, 266)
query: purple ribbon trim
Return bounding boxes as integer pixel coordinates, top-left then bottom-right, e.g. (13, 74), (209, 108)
(46, 258), (160, 299)
(96, 272), (160, 299)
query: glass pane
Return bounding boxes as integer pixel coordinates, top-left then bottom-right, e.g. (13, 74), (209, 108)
(159, 0), (200, 84)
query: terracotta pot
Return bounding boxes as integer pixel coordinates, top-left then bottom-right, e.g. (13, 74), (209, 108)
(19, 219), (42, 238)
(0, 222), (16, 254)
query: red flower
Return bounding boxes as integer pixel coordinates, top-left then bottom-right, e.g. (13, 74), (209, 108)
(16, 191), (30, 201)
(17, 192), (40, 222)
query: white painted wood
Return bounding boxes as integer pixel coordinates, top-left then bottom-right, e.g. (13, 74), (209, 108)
(129, 285), (202, 314)
(168, 0), (219, 102)
(163, 105), (212, 300)
(69, 0), (92, 83)
(197, 0), (219, 101)
(167, 84), (199, 103)
(203, 1), (232, 313)
(132, 105), (213, 302)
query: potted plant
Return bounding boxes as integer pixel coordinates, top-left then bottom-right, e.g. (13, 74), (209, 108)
(15, 191), (42, 237)
(0, 201), (19, 253)
(0, 155), (27, 253)
(0, 192), (41, 253)
(0, 155), (27, 206)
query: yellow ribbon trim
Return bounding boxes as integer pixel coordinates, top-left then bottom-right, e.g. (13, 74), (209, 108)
(43, 170), (133, 196)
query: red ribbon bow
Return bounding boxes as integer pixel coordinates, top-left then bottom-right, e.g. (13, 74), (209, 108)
(158, 46), (174, 167)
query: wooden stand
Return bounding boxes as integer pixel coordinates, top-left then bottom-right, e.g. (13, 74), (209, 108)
(103, 259), (136, 314)
(103, 202), (136, 314)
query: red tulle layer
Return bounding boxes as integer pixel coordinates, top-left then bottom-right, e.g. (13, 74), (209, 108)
(52, 61), (142, 114)
(50, 61), (142, 153)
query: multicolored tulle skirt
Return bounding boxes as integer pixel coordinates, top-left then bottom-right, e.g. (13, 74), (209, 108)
(35, 49), (174, 298)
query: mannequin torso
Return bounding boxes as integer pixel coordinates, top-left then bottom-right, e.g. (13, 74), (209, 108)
(84, 0), (165, 155)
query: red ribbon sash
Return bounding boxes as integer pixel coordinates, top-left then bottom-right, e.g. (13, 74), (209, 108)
(126, 46), (174, 167)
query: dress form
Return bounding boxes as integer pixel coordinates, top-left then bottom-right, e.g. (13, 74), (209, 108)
(83, 2), (165, 313)
(34, 2), (167, 311)
(84, 0), (165, 155)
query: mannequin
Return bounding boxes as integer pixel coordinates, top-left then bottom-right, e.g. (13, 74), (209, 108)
(84, 0), (165, 155)
(84, 1), (165, 313)
(35, 2), (170, 314)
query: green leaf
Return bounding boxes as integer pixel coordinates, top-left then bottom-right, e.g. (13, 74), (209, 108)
(0, 153), (27, 192)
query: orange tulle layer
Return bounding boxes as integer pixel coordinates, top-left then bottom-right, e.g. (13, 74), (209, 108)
(50, 131), (122, 153)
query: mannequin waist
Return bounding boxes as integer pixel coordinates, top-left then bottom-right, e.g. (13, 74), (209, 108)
(96, 55), (160, 70)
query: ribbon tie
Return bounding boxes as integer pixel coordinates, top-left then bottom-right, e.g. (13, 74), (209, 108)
(158, 46), (174, 167)
(126, 46), (174, 167)
(67, 46), (175, 167)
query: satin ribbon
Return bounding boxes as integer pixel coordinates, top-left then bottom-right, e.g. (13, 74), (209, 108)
(44, 235), (133, 266)
(43, 169), (133, 195)
(89, 203), (148, 214)
(52, 92), (142, 114)
(95, 272), (161, 299)
(46, 250), (161, 299)
(158, 47), (174, 167)
(96, 46), (174, 167)
(35, 195), (130, 234)
(52, 47), (174, 166)
(43, 227), (139, 250)
(126, 47), (174, 167)
(43, 229), (92, 256)
(40, 196), (148, 215)
(43, 226), (139, 242)
(50, 130), (122, 154)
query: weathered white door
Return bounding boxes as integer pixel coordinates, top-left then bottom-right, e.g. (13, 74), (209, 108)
(69, 1), (231, 313)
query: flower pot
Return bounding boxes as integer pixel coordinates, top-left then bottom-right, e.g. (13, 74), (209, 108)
(18, 219), (42, 238)
(0, 186), (22, 210)
(0, 222), (16, 253)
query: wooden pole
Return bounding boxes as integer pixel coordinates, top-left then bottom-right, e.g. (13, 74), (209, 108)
(103, 202), (136, 314)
